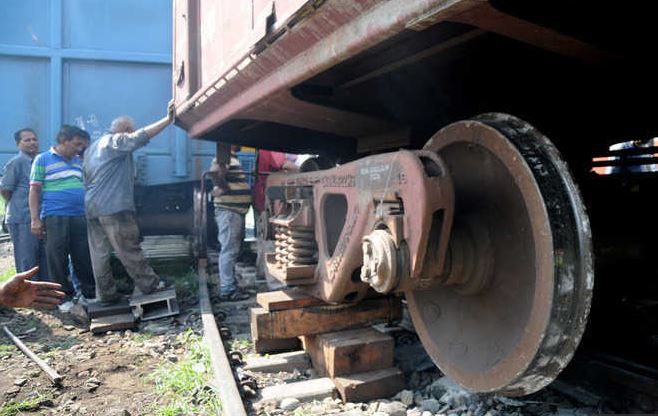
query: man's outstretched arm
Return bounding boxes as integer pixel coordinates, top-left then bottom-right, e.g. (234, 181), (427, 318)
(0, 267), (65, 309)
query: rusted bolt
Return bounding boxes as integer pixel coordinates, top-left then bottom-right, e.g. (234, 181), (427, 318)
(360, 229), (399, 293)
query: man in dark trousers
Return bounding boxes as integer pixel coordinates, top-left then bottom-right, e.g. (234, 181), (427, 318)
(83, 113), (172, 306)
(29, 126), (96, 312)
(1, 128), (48, 281)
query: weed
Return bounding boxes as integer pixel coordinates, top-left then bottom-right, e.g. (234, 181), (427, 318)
(53, 336), (79, 349)
(39, 336), (80, 359)
(147, 329), (221, 415)
(0, 396), (44, 416)
(229, 338), (252, 352)
(0, 344), (16, 358)
(172, 270), (199, 298)
(0, 266), (16, 284)
(132, 332), (154, 343)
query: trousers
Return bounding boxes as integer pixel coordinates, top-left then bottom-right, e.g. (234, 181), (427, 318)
(86, 211), (159, 302)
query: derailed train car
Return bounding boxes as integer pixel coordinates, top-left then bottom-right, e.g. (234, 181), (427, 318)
(172, 0), (658, 396)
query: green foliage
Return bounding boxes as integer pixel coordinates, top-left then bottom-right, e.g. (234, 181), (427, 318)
(131, 331), (155, 343)
(0, 266), (16, 284)
(0, 396), (44, 416)
(147, 329), (221, 415)
(0, 344), (16, 358)
(172, 270), (199, 299)
(229, 338), (252, 352)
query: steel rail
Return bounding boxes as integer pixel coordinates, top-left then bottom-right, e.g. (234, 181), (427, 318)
(198, 258), (247, 416)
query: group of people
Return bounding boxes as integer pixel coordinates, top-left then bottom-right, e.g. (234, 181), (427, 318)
(1, 108), (301, 311)
(1, 111), (172, 311)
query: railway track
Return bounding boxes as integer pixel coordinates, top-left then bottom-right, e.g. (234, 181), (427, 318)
(197, 260), (658, 415)
(0, 233), (11, 244)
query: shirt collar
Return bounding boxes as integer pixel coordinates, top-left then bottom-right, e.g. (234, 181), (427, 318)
(49, 146), (78, 163)
(18, 150), (35, 160)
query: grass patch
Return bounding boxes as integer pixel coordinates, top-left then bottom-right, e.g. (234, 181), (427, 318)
(147, 329), (221, 415)
(39, 336), (81, 359)
(0, 266), (16, 284)
(171, 269), (198, 299)
(229, 338), (252, 352)
(132, 331), (154, 343)
(0, 344), (16, 358)
(52, 336), (79, 349)
(0, 396), (44, 416)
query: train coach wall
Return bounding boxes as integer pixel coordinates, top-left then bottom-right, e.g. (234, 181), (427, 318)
(0, 0), (215, 186)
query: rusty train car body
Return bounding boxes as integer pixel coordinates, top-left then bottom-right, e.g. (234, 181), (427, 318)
(172, 0), (658, 396)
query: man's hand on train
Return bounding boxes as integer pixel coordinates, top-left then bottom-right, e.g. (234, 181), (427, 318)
(167, 100), (176, 123)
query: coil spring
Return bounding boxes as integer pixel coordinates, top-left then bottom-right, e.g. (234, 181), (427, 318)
(274, 225), (317, 268)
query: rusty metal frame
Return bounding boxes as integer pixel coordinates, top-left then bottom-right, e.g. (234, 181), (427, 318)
(265, 149), (454, 303)
(174, 0), (481, 139)
(174, 0), (605, 145)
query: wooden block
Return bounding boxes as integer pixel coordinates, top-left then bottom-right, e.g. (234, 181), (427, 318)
(333, 368), (404, 403)
(256, 288), (325, 312)
(300, 335), (325, 375)
(86, 300), (131, 319)
(259, 377), (336, 403)
(90, 313), (137, 334)
(251, 297), (401, 340)
(304, 328), (394, 377)
(244, 350), (311, 373)
(253, 337), (301, 354)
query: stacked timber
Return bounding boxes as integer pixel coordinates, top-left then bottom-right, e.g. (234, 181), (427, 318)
(251, 288), (404, 402)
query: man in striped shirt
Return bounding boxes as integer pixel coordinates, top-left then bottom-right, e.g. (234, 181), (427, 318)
(210, 145), (252, 301)
(28, 125), (96, 311)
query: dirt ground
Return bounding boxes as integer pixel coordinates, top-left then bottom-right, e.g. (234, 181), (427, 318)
(0, 241), (204, 415)
(0, 241), (14, 274)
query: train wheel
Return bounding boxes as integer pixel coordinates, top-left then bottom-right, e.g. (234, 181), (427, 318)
(406, 113), (594, 395)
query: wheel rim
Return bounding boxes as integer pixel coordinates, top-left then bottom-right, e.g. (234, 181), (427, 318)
(406, 113), (594, 395)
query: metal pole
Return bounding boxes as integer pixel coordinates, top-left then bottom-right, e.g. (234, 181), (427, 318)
(2, 326), (63, 385)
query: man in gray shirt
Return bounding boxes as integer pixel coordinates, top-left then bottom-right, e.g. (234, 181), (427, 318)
(83, 113), (171, 305)
(1, 128), (48, 280)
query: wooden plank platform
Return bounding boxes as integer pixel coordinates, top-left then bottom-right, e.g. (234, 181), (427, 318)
(90, 313), (137, 334)
(244, 350), (311, 373)
(259, 377), (336, 403)
(251, 297), (401, 340)
(130, 288), (179, 321)
(302, 328), (394, 377)
(333, 367), (404, 403)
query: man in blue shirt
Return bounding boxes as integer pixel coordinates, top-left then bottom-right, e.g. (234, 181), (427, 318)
(29, 125), (96, 311)
(1, 128), (48, 280)
(83, 113), (171, 305)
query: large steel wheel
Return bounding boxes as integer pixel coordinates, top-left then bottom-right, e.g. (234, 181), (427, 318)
(406, 113), (594, 395)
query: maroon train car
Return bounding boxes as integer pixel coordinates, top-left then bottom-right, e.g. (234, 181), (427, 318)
(172, 0), (658, 398)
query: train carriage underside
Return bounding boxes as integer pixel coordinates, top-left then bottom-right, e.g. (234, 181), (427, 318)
(173, 0), (658, 396)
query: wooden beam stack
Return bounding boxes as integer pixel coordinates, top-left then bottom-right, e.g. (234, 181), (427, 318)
(251, 289), (404, 402)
